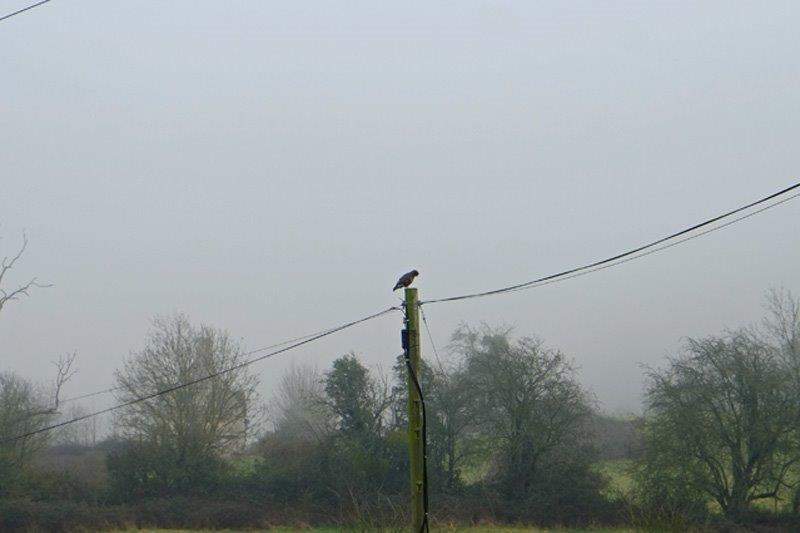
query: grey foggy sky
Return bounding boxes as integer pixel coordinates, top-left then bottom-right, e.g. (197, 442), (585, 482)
(1, 1), (798, 414)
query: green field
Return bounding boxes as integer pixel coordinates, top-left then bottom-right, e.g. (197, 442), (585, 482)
(594, 459), (634, 497)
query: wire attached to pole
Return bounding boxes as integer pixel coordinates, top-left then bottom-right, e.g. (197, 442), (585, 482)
(420, 305), (445, 376)
(53, 322), (366, 408)
(1, 305), (400, 444)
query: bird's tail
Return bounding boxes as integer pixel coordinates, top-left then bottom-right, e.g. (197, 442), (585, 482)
(392, 283), (402, 291)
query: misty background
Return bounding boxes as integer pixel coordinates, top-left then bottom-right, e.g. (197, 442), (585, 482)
(1, 1), (798, 415)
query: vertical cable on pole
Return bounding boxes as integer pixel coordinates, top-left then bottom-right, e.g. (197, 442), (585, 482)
(403, 288), (429, 532)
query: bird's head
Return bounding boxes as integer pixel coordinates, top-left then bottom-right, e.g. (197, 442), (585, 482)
(411, 269), (419, 276)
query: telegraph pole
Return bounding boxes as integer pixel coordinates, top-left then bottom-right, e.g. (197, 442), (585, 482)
(403, 287), (426, 531)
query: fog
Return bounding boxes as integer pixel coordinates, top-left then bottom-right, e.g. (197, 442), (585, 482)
(2, 1), (798, 414)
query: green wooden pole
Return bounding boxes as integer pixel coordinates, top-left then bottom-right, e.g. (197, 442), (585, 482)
(404, 287), (424, 531)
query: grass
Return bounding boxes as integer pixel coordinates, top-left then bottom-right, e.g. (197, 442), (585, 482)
(594, 458), (800, 514)
(594, 459), (634, 498)
(229, 453), (259, 475)
(118, 526), (634, 533)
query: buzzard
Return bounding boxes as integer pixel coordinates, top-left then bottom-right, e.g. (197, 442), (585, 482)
(393, 269), (419, 291)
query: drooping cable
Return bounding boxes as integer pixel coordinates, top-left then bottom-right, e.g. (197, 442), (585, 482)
(1, 305), (399, 444)
(419, 305), (445, 375)
(0, 0), (51, 23)
(420, 181), (800, 305)
(54, 325), (351, 407)
(494, 191), (800, 296)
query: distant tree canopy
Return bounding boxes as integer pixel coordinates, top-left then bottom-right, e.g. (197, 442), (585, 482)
(764, 289), (800, 512)
(268, 364), (333, 442)
(9, 287), (800, 529)
(254, 325), (609, 524)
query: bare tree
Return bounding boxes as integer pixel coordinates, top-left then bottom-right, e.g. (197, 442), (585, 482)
(763, 287), (800, 358)
(0, 232), (51, 315)
(55, 403), (99, 448)
(114, 314), (261, 457)
(50, 352), (77, 413)
(268, 363), (334, 442)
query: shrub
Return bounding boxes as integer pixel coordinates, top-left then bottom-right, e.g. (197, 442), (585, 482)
(106, 440), (225, 501)
(0, 499), (130, 532)
(628, 457), (709, 530)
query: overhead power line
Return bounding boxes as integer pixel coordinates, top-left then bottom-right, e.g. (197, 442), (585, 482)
(1, 305), (399, 444)
(59, 387), (119, 405)
(421, 181), (800, 305)
(0, 0), (51, 23)
(496, 190), (800, 296)
(56, 324), (357, 407)
(6, 181), (799, 440)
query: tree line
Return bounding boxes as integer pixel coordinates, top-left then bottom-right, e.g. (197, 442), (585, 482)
(2, 234), (800, 530)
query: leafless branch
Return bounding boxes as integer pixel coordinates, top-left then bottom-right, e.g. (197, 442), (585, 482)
(0, 232), (52, 314)
(52, 352), (77, 410)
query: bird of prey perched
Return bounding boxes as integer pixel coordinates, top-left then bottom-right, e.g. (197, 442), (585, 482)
(393, 269), (419, 291)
